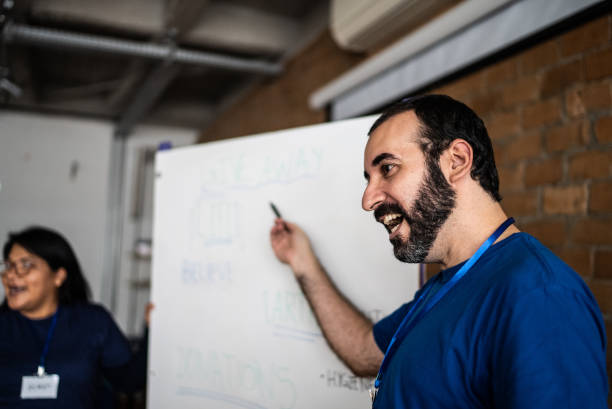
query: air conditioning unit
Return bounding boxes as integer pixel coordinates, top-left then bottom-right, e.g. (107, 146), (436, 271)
(330, 0), (458, 52)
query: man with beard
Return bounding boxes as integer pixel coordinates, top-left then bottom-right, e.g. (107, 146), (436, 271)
(269, 94), (607, 408)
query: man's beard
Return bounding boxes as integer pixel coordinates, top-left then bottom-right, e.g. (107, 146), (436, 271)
(374, 158), (456, 263)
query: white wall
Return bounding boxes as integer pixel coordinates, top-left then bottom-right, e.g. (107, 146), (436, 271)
(113, 126), (197, 336)
(0, 111), (114, 303)
(0, 111), (196, 336)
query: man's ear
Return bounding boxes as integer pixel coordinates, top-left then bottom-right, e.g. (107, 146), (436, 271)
(54, 267), (67, 288)
(444, 139), (473, 184)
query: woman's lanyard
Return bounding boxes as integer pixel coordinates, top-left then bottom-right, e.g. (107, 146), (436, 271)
(20, 308), (61, 400)
(370, 217), (515, 403)
(37, 308), (59, 376)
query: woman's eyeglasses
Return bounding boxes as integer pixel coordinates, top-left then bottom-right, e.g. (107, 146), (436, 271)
(0, 259), (36, 278)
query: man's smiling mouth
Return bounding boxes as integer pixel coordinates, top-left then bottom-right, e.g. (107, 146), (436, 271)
(381, 213), (403, 234)
(374, 202), (410, 236)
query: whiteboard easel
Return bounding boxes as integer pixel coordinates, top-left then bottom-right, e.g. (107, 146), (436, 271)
(148, 116), (419, 409)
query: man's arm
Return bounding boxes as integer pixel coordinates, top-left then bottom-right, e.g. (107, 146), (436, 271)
(270, 218), (383, 376)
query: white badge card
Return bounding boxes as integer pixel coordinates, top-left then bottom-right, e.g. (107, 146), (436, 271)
(20, 374), (60, 399)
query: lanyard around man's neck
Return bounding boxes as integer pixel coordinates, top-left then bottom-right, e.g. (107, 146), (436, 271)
(371, 217), (515, 402)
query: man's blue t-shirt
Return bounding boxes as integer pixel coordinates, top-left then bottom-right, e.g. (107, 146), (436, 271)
(0, 303), (146, 408)
(372, 233), (607, 408)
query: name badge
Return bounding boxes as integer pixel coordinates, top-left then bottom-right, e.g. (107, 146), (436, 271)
(20, 374), (60, 399)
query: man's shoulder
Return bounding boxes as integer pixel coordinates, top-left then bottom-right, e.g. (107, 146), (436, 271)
(486, 232), (572, 273)
(480, 232), (589, 296)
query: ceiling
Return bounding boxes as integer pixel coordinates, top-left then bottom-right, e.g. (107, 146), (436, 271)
(0, 0), (328, 136)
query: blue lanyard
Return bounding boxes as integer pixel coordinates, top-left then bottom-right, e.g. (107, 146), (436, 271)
(37, 308), (59, 376)
(373, 217), (515, 391)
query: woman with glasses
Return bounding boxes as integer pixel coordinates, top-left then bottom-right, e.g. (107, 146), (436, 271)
(0, 226), (147, 408)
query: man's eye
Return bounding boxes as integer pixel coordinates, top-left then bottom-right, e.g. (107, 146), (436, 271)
(381, 164), (395, 175)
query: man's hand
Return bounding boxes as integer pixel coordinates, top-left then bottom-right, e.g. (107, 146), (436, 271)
(270, 218), (320, 279)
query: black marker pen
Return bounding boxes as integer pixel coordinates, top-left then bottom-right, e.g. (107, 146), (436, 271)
(270, 202), (290, 232)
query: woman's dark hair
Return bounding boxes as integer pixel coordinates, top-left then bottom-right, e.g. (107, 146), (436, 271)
(2, 226), (91, 307)
(369, 94), (502, 202)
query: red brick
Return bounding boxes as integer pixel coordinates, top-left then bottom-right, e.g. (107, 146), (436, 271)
(501, 131), (542, 164)
(585, 47), (612, 81)
(594, 249), (612, 279)
(560, 15), (610, 57)
(522, 99), (562, 129)
(569, 150), (612, 180)
(572, 218), (612, 245)
(595, 115), (612, 143)
(565, 82), (612, 118)
(521, 40), (559, 74)
(502, 191), (538, 217)
(435, 71), (485, 100)
(540, 59), (584, 98)
(498, 163), (524, 192)
(557, 247), (591, 277)
(591, 281), (612, 315)
(545, 121), (590, 152)
(485, 58), (519, 87)
(590, 181), (612, 213)
(521, 219), (566, 247)
(583, 82), (612, 112)
(501, 77), (540, 107)
(486, 110), (521, 140)
(543, 185), (587, 215)
(468, 90), (503, 118)
(525, 157), (563, 187)
(565, 88), (587, 118)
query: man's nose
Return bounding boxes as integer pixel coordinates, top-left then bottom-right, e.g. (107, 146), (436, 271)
(362, 182), (384, 212)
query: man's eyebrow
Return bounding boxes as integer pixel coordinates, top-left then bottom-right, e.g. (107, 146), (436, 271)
(364, 152), (398, 180)
(372, 153), (397, 167)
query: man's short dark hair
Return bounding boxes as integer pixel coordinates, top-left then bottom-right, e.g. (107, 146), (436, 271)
(369, 94), (502, 202)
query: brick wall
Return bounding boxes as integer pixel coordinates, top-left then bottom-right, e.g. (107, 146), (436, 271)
(202, 13), (612, 404)
(431, 13), (612, 403)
